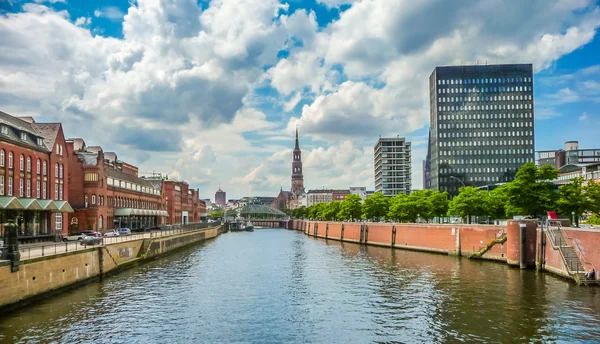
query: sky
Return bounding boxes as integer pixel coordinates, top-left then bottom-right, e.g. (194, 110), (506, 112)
(1, 0), (600, 201)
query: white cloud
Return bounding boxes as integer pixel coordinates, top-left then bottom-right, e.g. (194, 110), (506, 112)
(74, 16), (91, 27)
(1, 0), (600, 198)
(94, 6), (125, 21)
(579, 112), (589, 120)
(34, 0), (66, 3)
(283, 92), (302, 112)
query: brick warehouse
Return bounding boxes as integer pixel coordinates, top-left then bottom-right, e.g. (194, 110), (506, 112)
(0, 111), (73, 242)
(66, 139), (168, 233)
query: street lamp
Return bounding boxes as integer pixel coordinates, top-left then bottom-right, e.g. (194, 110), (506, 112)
(449, 176), (465, 187)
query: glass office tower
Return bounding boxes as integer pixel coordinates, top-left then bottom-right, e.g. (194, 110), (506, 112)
(427, 64), (535, 196)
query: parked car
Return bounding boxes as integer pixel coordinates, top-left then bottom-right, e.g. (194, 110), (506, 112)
(81, 236), (102, 246)
(82, 231), (102, 238)
(117, 228), (131, 236)
(103, 230), (119, 237)
(62, 233), (91, 242)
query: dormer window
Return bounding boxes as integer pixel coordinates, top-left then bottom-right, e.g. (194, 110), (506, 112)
(21, 132), (27, 141)
(37, 138), (44, 146)
(1, 126), (7, 135)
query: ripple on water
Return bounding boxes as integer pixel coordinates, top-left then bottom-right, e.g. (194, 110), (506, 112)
(1, 229), (600, 343)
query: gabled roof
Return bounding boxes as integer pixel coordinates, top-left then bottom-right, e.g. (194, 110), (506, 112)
(31, 123), (61, 151)
(0, 111), (50, 152)
(0, 111), (38, 135)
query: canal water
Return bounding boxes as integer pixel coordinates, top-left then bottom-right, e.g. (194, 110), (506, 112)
(1, 229), (600, 343)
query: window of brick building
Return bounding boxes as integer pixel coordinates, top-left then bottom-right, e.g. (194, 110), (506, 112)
(19, 179), (23, 197)
(8, 177), (13, 196)
(37, 159), (40, 174)
(8, 152), (13, 169)
(43, 161), (47, 175)
(20, 155), (24, 171)
(0, 150), (4, 167)
(27, 157), (31, 172)
(56, 214), (62, 231)
(26, 179), (30, 197)
(37, 181), (40, 198)
(0, 176), (4, 195)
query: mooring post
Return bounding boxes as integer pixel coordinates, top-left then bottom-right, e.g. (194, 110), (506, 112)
(520, 223), (527, 269)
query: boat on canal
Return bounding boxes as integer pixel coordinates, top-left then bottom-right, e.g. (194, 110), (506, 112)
(245, 221), (254, 232)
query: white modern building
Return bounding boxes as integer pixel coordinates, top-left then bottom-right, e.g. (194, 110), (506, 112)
(374, 137), (412, 197)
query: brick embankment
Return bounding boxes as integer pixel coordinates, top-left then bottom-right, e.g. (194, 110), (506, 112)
(0, 225), (224, 311)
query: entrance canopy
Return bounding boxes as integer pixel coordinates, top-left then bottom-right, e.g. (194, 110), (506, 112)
(0, 197), (73, 212)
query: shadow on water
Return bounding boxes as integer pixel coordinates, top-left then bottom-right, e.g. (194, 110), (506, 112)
(1, 229), (600, 343)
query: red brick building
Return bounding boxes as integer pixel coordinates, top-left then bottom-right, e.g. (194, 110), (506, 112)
(0, 111), (73, 242)
(153, 179), (202, 225)
(66, 139), (167, 233)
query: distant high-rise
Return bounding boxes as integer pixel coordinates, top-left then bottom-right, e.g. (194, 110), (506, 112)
(426, 64), (535, 196)
(215, 187), (226, 206)
(374, 137), (411, 196)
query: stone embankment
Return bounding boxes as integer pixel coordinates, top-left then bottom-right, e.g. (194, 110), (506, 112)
(282, 220), (599, 285)
(0, 225), (224, 310)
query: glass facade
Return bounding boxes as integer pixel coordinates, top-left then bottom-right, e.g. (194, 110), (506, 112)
(374, 138), (411, 196)
(427, 64), (535, 196)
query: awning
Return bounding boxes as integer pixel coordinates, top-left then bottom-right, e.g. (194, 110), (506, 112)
(38, 200), (59, 211)
(54, 200), (74, 213)
(0, 196), (24, 210)
(115, 208), (167, 217)
(18, 198), (42, 211)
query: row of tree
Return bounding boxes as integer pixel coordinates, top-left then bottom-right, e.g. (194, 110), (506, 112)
(290, 163), (600, 225)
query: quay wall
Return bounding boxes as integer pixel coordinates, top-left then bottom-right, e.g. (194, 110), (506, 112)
(0, 226), (223, 310)
(298, 220), (506, 259)
(285, 220), (600, 283)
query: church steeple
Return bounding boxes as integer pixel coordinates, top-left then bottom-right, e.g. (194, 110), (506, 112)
(291, 126), (305, 197)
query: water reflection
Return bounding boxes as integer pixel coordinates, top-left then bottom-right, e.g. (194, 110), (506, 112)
(1, 229), (599, 343)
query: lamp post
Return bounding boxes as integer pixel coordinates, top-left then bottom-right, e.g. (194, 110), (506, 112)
(572, 211), (576, 228)
(449, 176), (465, 187)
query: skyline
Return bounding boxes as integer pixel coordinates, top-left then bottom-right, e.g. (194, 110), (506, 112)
(1, 0), (600, 199)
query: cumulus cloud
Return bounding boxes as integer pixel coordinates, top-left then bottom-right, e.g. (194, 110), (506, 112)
(0, 0), (599, 198)
(579, 112), (589, 120)
(94, 6), (125, 21)
(74, 16), (91, 27)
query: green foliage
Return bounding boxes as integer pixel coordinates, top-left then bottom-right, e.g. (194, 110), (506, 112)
(387, 190), (449, 222)
(557, 177), (588, 227)
(210, 211), (224, 218)
(291, 206), (307, 219)
(586, 214), (600, 225)
(337, 194), (363, 221)
(362, 192), (389, 221)
(503, 162), (559, 217)
(586, 180), (600, 215)
(448, 186), (489, 223)
(321, 201), (341, 221)
(487, 186), (508, 219)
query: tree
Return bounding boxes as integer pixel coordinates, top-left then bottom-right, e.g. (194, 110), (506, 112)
(487, 186), (508, 220)
(210, 211), (224, 218)
(322, 201), (341, 221)
(362, 192), (389, 221)
(557, 177), (589, 227)
(503, 162), (559, 217)
(586, 180), (600, 215)
(338, 194), (362, 221)
(448, 186), (489, 223)
(291, 206), (307, 219)
(387, 193), (411, 222)
(428, 190), (450, 219)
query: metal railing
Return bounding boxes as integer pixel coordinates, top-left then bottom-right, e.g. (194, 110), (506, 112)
(561, 226), (596, 273)
(10, 223), (219, 260)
